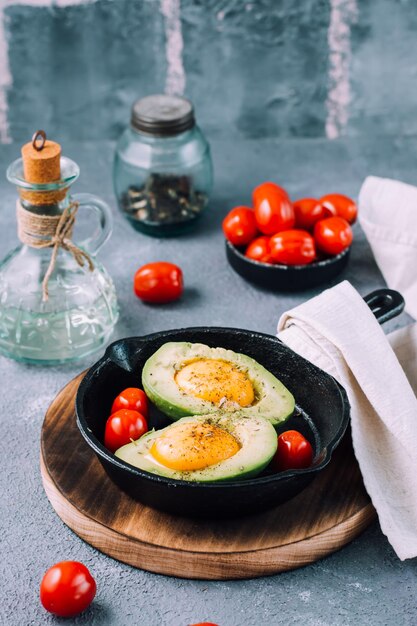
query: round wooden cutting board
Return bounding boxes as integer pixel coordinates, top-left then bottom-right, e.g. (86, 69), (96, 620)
(40, 374), (376, 580)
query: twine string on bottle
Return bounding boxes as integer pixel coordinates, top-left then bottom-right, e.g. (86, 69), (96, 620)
(16, 200), (95, 302)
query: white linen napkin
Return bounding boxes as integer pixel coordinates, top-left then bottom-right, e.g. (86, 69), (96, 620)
(359, 176), (417, 318)
(277, 280), (417, 560)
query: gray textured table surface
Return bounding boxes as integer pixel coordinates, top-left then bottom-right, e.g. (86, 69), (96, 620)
(1, 137), (416, 626)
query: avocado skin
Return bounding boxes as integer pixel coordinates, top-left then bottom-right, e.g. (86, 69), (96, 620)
(141, 342), (295, 425)
(142, 376), (190, 420)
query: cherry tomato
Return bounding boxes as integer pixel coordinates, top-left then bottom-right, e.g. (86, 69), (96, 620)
(104, 409), (148, 452)
(253, 182), (295, 235)
(189, 623), (219, 626)
(272, 430), (314, 472)
(293, 198), (333, 230)
(40, 561), (96, 618)
(111, 387), (149, 417)
(222, 206), (258, 246)
(320, 193), (357, 224)
(314, 216), (353, 255)
(253, 180), (290, 202)
(134, 262), (183, 304)
(245, 236), (273, 264)
(270, 230), (316, 265)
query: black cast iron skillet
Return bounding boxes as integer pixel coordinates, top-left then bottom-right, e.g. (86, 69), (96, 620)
(76, 288), (404, 518)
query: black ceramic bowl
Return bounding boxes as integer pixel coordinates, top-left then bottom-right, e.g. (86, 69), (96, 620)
(76, 327), (350, 518)
(225, 240), (350, 291)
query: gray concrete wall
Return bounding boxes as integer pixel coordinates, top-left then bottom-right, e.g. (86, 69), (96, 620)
(1, 0), (416, 143)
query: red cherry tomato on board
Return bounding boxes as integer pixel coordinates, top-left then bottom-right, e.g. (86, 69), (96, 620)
(134, 262), (183, 304)
(270, 230), (316, 266)
(319, 193), (357, 224)
(272, 430), (314, 472)
(314, 216), (353, 256)
(253, 182), (295, 235)
(111, 387), (149, 417)
(104, 409), (148, 452)
(40, 561), (96, 618)
(245, 236), (273, 264)
(222, 206), (258, 246)
(293, 198), (333, 231)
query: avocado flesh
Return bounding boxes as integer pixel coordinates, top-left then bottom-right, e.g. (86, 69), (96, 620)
(142, 342), (295, 426)
(115, 413), (278, 482)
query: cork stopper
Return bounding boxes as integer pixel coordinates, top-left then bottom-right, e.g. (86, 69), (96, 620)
(20, 131), (66, 205)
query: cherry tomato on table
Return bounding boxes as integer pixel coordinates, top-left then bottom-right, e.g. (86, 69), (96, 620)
(319, 193), (358, 224)
(245, 236), (273, 263)
(253, 182), (295, 235)
(293, 197), (333, 231)
(222, 206), (258, 246)
(134, 262), (183, 304)
(104, 409), (148, 452)
(111, 387), (148, 417)
(272, 430), (314, 472)
(269, 230), (316, 265)
(40, 561), (96, 618)
(314, 216), (353, 256)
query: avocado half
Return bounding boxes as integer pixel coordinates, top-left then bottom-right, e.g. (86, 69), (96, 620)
(115, 413), (278, 482)
(142, 342), (295, 426)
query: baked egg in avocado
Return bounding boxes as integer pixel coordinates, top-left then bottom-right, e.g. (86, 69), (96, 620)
(142, 342), (295, 426)
(114, 413), (277, 482)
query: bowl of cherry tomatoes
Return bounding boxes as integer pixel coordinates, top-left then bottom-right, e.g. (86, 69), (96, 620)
(223, 182), (357, 291)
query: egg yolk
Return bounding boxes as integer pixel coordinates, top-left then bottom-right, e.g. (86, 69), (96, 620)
(175, 359), (255, 407)
(150, 421), (240, 471)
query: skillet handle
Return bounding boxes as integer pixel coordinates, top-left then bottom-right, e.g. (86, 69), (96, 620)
(364, 289), (405, 324)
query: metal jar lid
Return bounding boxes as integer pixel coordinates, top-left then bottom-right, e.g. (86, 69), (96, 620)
(131, 95), (195, 137)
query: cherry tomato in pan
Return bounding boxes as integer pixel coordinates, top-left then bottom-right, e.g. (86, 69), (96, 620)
(272, 430), (314, 472)
(134, 262), (183, 304)
(293, 198), (333, 231)
(270, 230), (316, 265)
(111, 387), (149, 418)
(40, 561), (96, 618)
(319, 193), (358, 224)
(245, 236), (273, 263)
(314, 216), (353, 256)
(104, 409), (148, 452)
(253, 182), (295, 235)
(222, 206), (258, 246)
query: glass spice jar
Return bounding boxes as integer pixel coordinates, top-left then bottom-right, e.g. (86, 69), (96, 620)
(113, 94), (213, 236)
